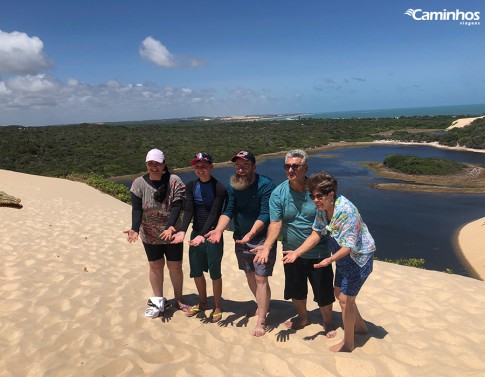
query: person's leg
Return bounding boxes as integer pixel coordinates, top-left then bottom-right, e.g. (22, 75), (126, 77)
(143, 243), (166, 297)
(189, 241), (209, 311)
(167, 260), (184, 304)
(207, 240), (223, 320)
(194, 275), (208, 308)
(318, 304), (336, 337)
(330, 292), (357, 352)
(245, 271), (257, 297)
(251, 242), (276, 336)
(253, 274), (271, 337)
(148, 258), (165, 297)
(165, 243), (187, 308)
(309, 260), (336, 337)
(283, 258), (309, 329)
(353, 302), (368, 334)
(211, 278), (223, 319)
(285, 298), (309, 329)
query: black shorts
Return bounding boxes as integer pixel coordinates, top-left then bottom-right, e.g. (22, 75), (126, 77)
(142, 242), (183, 262)
(284, 257), (335, 307)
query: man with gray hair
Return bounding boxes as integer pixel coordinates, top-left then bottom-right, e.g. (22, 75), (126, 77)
(253, 149), (336, 337)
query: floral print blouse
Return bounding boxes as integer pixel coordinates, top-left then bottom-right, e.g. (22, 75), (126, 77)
(312, 195), (375, 267)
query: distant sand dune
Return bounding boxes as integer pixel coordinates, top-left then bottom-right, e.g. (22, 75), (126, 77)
(447, 115), (485, 130)
(1, 169), (485, 377)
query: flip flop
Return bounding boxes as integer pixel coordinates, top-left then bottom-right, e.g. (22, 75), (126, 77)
(185, 305), (201, 317)
(211, 312), (223, 323)
(177, 303), (191, 313)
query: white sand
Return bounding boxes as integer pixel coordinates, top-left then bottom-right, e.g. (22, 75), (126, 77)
(447, 116), (485, 130)
(1, 169), (485, 377)
(457, 217), (485, 281)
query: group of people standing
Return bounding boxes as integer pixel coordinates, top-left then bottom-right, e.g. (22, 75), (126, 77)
(127, 147), (375, 353)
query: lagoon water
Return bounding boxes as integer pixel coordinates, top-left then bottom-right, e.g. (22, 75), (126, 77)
(175, 145), (485, 278)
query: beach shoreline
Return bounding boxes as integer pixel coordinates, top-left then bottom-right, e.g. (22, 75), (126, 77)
(455, 217), (485, 281)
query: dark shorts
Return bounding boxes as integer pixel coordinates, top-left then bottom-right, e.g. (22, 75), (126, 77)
(189, 231), (223, 280)
(142, 242), (183, 262)
(334, 254), (373, 296)
(235, 240), (277, 277)
(284, 257), (335, 307)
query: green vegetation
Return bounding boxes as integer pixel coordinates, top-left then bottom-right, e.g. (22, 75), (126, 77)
(2, 115), (478, 179)
(383, 154), (467, 175)
(389, 117), (485, 149)
(441, 118), (485, 149)
(380, 257), (426, 268)
(378, 257), (454, 274)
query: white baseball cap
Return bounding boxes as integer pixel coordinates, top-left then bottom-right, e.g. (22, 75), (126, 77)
(146, 149), (165, 163)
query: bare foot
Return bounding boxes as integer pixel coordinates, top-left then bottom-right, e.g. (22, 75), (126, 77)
(329, 341), (354, 353)
(177, 302), (191, 313)
(211, 308), (223, 323)
(323, 323), (337, 338)
(252, 322), (266, 337)
(284, 316), (309, 330)
(185, 303), (207, 318)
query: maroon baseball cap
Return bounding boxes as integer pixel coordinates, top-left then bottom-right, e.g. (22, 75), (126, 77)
(231, 150), (256, 164)
(190, 151), (213, 165)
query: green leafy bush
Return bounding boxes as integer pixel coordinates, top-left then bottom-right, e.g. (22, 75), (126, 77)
(383, 154), (467, 175)
(380, 258), (426, 268)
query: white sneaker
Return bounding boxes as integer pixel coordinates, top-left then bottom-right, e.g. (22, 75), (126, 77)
(144, 297), (166, 318)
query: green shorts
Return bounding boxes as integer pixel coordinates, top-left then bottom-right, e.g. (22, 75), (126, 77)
(189, 231), (223, 280)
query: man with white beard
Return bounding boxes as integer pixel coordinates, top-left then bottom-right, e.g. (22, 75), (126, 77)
(206, 150), (276, 337)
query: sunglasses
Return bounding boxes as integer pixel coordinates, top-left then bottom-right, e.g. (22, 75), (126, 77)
(309, 193), (325, 200)
(283, 164), (303, 170)
(235, 164), (253, 170)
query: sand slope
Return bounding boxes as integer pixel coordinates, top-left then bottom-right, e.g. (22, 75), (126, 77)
(1, 169), (485, 377)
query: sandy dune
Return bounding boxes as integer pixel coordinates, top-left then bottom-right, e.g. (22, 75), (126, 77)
(1, 169), (485, 377)
(447, 115), (485, 130)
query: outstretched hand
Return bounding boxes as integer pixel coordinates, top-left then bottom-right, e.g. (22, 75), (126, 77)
(205, 229), (222, 244)
(171, 231), (185, 244)
(124, 229), (139, 243)
(282, 250), (299, 264)
(252, 245), (270, 264)
(313, 257), (332, 269)
(160, 226), (176, 241)
(235, 231), (254, 245)
(189, 235), (205, 247)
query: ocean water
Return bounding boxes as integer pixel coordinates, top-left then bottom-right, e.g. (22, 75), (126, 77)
(310, 103), (485, 119)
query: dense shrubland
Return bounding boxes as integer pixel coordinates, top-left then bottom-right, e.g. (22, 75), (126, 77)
(383, 154), (467, 175)
(2, 115), (480, 178)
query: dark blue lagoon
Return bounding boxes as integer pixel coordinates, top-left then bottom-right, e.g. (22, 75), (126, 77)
(171, 144), (485, 278)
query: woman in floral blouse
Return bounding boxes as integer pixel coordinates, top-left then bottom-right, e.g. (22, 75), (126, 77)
(283, 171), (375, 352)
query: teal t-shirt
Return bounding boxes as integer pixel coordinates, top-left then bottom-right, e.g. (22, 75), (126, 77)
(269, 180), (330, 259)
(223, 174), (275, 243)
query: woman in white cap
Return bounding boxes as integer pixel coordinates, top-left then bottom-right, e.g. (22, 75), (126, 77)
(126, 148), (189, 317)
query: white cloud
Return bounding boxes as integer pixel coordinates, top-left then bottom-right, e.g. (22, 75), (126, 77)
(0, 30), (52, 75)
(139, 37), (177, 68)
(7, 74), (59, 92)
(0, 74), (282, 126)
(0, 81), (11, 94)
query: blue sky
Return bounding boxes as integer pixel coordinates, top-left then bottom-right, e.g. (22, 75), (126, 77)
(1, 0), (484, 126)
